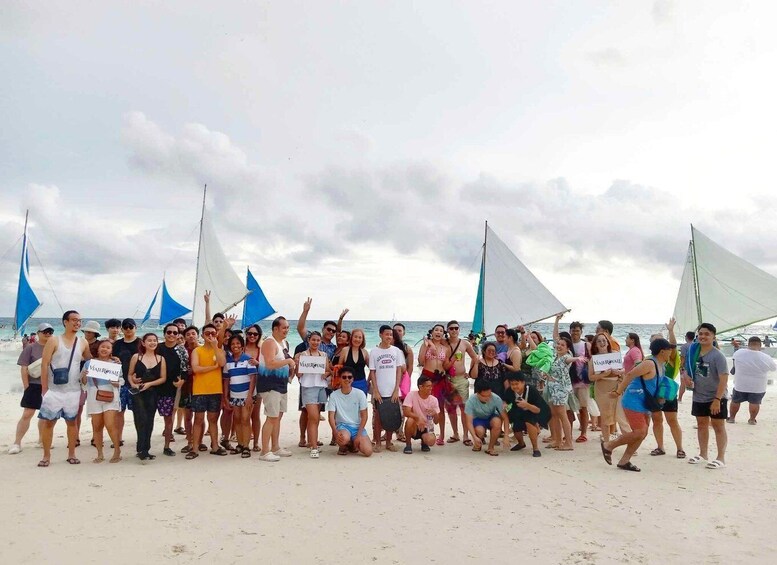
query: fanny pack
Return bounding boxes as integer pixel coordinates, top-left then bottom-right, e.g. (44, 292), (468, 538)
(51, 338), (78, 385)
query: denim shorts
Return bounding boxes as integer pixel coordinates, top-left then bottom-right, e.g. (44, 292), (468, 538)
(301, 386), (327, 406)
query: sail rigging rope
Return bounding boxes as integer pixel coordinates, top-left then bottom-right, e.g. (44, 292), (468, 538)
(27, 239), (65, 313)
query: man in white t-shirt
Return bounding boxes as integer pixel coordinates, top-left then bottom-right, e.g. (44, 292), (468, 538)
(368, 325), (402, 452)
(729, 336), (776, 425)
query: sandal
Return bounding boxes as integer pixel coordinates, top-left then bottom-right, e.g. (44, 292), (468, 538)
(198, 444), (208, 452)
(510, 443), (526, 452)
(37, 459), (50, 467)
(472, 445), (482, 452)
(575, 435), (588, 443)
(241, 448), (251, 458)
(66, 457), (81, 465)
(210, 447), (228, 456)
(337, 447), (349, 456)
(435, 438), (445, 446)
(706, 459), (726, 469)
(446, 436), (460, 444)
(650, 448), (666, 456)
(185, 451), (199, 460)
(298, 440), (307, 448)
(485, 449), (499, 456)
(181, 445), (192, 453)
(600, 441), (613, 465)
(329, 439), (337, 446)
(676, 449), (686, 459)
(688, 455), (707, 465)
(174, 427), (185, 435)
(617, 462), (641, 472)
(462, 439), (473, 447)
(252, 445), (260, 452)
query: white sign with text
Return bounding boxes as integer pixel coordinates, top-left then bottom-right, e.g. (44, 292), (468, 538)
(591, 352), (623, 372)
(299, 355), (326, 374)
(86, 359), (122, 382)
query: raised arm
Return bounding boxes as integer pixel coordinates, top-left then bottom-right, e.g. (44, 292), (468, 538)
(204, 290), (211, 323)
(336, 308), (349, 334)
(553, 313), (562, 342)
(297, 297), (312, 340)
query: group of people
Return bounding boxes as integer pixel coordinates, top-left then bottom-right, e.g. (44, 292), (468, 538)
(8, 297), (773, 471)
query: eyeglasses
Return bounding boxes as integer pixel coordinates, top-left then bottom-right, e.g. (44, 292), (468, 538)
(165, 330), (179, 335)
(246, 332), (259, 337)
(448, 327), (459, 331)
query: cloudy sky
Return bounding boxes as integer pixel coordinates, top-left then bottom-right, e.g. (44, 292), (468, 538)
(2, 1), (777, 325)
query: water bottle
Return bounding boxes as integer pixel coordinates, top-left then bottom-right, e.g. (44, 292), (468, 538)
(426, 414), (435, 433)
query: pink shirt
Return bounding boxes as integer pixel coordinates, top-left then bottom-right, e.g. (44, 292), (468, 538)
(623, 346), (644, 374)
(402, 391), (440, 420)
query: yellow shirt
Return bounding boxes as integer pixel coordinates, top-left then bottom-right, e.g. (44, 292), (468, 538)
(192, 345), (222, 395)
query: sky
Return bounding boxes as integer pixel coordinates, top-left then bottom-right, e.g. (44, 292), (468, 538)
(2, 0), (777, 325)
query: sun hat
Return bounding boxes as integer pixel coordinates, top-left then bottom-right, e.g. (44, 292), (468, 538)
(82, 320), (102, 336)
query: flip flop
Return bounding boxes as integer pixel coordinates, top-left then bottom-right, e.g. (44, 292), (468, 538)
(198, 444), (208, 452)
(241, 448), (251, 458)
(252, 445), (260, 452)
(185, 451), (198, 460)
(600, 441), (613, 465)
(435, 438), (445, 446)
(575, 435), (588, 443)
(532, 450), (541, 457)
(66, 457), (80, 465)
(298, 441), (307, 447)
(688, 455), (707, 465)
(446, 437), (460, 443)
(485, 449), (499, 456)
(338, 447), (349, 456)
(37, 459), (50, 467)
(462, 439), (473, 447)
(384, 443), (398, 452)
(617, 462), (641, 472)
(676, 450), (686, 459)
(472, 445), (482, 452)
(706, 459), (726, 469)
(510, 443), (526, 452)
(210, 448), (228, 456)
(650, 448), (666, 456)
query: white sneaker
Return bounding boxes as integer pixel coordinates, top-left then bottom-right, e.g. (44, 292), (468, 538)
(35, 441), (43, 449)
(8, 444), (21, 455)
(310, 448), (320, 459)
(273, 447), (292, 457)
(258, 452), (280, 462)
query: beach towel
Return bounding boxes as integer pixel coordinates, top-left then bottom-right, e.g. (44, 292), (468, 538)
(526, 342), (554, 374)
(684, 341), (701, 380)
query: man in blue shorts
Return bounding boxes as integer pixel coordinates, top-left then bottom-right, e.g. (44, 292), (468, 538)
(464, 380), (510, 456)
(327, 367), (372, 457)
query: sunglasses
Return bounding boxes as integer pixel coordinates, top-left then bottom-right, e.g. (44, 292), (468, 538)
(325, 327), (336, 332)
(122, 325), (136, 330)
(340, 375), (354, 380)
(41, 329), (54, 335)
(448, 326), (460, 331)
(203, 331), (216, 337)
(165, 330), (179, 335)
(246, 332), (259, 336)
(495, 331), (506, 335)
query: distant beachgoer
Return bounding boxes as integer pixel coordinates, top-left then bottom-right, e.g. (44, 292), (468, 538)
(678, 331), (695, 401)
(22, 334), (29, 347)
(600, 338), (676, 472)
(443, 320), (478, 446)
(368, 325), (403, 452)
(763, 335), (773, 347)
(464, 380), (509, 456)
(189, 323), (227, 459)
(82, 339), (122, 463)
(418, 324), (450, 446)
(728, 336), (776, 425)
(256, 316), (296, 462)
(685, 323), (729, 469)
(179, 326), (199, 453)
(112, 318), (140, 448)
(494, 324), (508, 362)
(128, 333), (167, 461)
(8, 323), (54, 455)
(295, 331), (333, 459)
(244, 324), (263, 452)
(503, 372), (550, 457)
(28, 332), (37, 344)
(328, 366), (372, 457)
(104, 318), (121, 343)
(223, 334), (257, 457)
(401, 374), (440, 454)
(646, 320), (685, 459)
(588, 333), (623, 442)
(157, 323), (188, 456)
(596, 320), (620, 352)
(38, 311), (91, 467)
(623, 333), (644, 373)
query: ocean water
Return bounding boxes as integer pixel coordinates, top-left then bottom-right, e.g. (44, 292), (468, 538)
(0, 316), (684, 393)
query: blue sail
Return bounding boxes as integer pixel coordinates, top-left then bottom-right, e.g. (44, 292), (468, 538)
(471, 256), (485, 334)
(14, 234), (42, 334)
(159, 280), (192, 325)
(140, 286), (159, 326)
(241, 267), (276, 328)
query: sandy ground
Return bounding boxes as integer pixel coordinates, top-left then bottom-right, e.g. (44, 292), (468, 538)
(1, 385), (776, 565)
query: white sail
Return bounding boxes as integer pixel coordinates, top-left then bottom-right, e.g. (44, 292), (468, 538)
(673, 226), (777, 335)
(481, 225), (567, 332)
(672, 242), (700, 336)
(191, 211), (249, 327)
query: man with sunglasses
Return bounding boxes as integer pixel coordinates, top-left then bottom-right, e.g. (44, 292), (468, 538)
(494, 325), (508, 362)
(8, 323), (54, 454)
(189, 323), (228, 458)
(443, 320), (477, 445)
(327, 367), (372, 456)
(157, 323), (189, 456)
(112, 318), (141, 447)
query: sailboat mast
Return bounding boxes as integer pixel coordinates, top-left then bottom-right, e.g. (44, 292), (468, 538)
(192, 184), (207, 316)
(481, 220), (488, 332)
(690, 225), (703, 329)
(241, 265), (249, 328)
(12, 210), (30, 337)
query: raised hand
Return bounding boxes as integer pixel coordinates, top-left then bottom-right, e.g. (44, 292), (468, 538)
(203, 290), (211, 303)
(302, 297), (312, 312)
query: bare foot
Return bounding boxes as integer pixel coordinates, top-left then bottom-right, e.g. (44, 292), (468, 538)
(109, 455), (122, 463)
(93, 456), (105, 463)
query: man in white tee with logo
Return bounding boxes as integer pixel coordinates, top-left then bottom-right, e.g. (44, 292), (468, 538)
(368, 324), (403, 452)
(728, 336), (776, 425)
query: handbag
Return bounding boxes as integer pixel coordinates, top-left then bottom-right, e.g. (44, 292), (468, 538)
(51, 336), (79, 385)
(95, 388), (115, 403)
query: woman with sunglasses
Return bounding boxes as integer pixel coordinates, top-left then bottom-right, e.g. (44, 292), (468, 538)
(156, 323), (188, 456)
(244, 324), (263, 452)
(128, 333), (167, 461)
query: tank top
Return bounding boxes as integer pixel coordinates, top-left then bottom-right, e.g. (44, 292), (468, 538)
(622, 357), (662, 413)
(342, 347), (367, 381)
(135, 355), (162, 383)
(257, 336), (290, 394)
(50, 336), (84, 392)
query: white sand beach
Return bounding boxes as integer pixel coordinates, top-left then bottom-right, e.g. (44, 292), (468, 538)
(1, 384), (776, 565)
